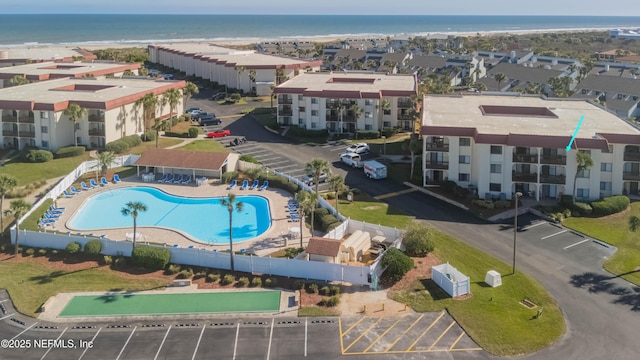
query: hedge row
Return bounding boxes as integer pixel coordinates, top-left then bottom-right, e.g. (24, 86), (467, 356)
(354, 130), (380, 140)
(105, 134), (142, 154)
(55, 146), (85, 158)
(141, 130), (156, 142)
(591, 195), (630, 216)
(25, 149), (53, 163)
(132, 245), (171, 270)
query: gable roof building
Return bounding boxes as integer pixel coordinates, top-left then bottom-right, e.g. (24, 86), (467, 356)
(571, 74), (640, 118)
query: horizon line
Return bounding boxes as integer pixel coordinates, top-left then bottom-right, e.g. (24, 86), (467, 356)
(2, 13), (640, 17)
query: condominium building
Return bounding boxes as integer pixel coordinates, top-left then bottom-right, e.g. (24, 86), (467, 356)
(0, 61), (141, 88)
(421, 94), (640, 201)
(0, 47), (97, 68)
(148, 44), (322, 96)
(273, 72), (418, 133)
(0, 77), (185, 151)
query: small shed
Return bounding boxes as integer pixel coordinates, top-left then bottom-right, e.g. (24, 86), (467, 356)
(432, 263), (470, 297)
(305, 237), (342, 263)
(340, 230), (371, 262)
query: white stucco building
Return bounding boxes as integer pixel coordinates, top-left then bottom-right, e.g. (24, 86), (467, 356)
(0, 77), (185, 151)
(421, 94), (640, 201)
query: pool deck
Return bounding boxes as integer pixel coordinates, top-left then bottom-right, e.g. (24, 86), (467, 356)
(49, 176), (312, 256)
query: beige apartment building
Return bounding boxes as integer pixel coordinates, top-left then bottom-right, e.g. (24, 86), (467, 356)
(421, 94), (640, 201)
(148, 44), (322, 96)
(273, 72), (418, 133)
(0, 77), (185, 151)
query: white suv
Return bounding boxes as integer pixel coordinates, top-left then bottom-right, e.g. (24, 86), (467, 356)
(340, 153), (363, 168)
(346, 142), (370, 154)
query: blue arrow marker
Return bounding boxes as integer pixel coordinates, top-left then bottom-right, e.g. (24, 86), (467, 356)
(566, 115), (585, 152)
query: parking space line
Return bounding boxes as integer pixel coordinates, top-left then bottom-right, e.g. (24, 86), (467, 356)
(266, 319), (274, 360)
(338, 319), (345, 353)
(363, 318), (402, 353)
(449, 331), (465, 350)
(0, 313), (15, 320)
(330, 147), (345, 152)
(233, 323), (240, 360)
(343, 318), (381, 352)
(78, 327), (101, 360)
(406, 311), (445, 351)
(115, 326), (136, 360)
(563, 238), (590, 250)
(153, 325), (172, 360)
(191, 324), (206, 360)
(541, 230), (567, 240)
(341, 317), (366, 337)
(522, 221), (546, 231)
(374, 188), (417, 200)
(384, 314), (424, 352)
(10, 321), (38, 340)
(304, 318), (308, 357)
(39, 326), (68, 360)
(427, 321), (456, 351)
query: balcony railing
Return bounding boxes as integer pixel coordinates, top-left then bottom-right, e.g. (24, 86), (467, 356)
(623, 152), (640, 162)
(512, 172), (537, 182)
(425, 161), (449, 169)
(18, 131), (35, 138)
(397, 101), (412, 108)
(278, 98), (293, 104)
(2, 116), (17, 123)
(2, 129), (17, 136)
(512, 154), (538, 163)
(540, 155), (566, 165)
(425, 143), (449, 152)
(89, 129), (105, 136)
(18, 116), (34, 123)
(623, 172), (640, 181)
(397, 114), (414, 120)
(326, 115), (339, 121)
(88, 114), (105, 122)
(279, 109), (293, 116)
(540, 174), (566, 184)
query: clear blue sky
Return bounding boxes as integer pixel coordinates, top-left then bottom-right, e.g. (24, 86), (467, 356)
(5, 1), (640, 16)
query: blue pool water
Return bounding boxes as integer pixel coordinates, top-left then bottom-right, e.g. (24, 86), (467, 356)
(68, 187), (271, 244)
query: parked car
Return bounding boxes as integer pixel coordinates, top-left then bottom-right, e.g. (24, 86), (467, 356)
(185, 107), (202, 116)
(211, 92), (226, 100)
(207, 129), (231, 138)
(200, 116), (222, 126)
(191, 112), (210, 120)
(161, 73), (174, 80)
(340, 153), (363, 168)
(301, 172), (328, 186)
(345, 142), (370, 154)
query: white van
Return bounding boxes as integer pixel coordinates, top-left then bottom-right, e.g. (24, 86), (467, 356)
(363, 160), (387, 179)
(340, 153), (363, 168)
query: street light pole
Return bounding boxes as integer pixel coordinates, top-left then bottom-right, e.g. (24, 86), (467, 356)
(382, 135), (386, 157)
(512, 192), (522, 275)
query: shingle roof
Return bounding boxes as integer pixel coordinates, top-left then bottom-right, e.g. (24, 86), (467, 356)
(306, 237), (342, 257)
(407, 55), (447, 69)
(134, 149), (229, 171)
(488, 63), (564, 85)
(573, 74), (640, 96)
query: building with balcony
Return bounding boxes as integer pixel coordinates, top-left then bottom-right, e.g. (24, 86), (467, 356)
(0, 61), (141, 88)
(421, 94), (640, 201)
(148, 44), (322, 96)
(272, 72), (418, 133)
(0, 77), (185, 151)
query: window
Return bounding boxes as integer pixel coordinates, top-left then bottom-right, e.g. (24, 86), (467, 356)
(298, 95), (304, 101)
(490, 145), (502, 154)
(41, 126), (48, 134)
(383, 121), (391, 128)
(459, 155), (470, 164)
(365, 99), (372, 106)
(459, 138), (470, 146)
(577, 188), (590, 199)
(76, 137), (82, 145)
(40, 111), (48, 119)
(489, 183), (502, 192)
(75, 123), (80, 130)
(577, 169), (590, 178)
(298, 118), (304, 125)
(458, 173), (470, 182)
(365, 112), (372, 118)
(606, 145), (614, 153)
(600, 182), (612, 191)
(490, 164), (502, 173)
(41, 140), (48, 148)
(311, 98), (318, 104)
(299, 107), (306, 112)
(600, 162), (612, 172)
(311, 110), (318, 116)
(365, 124), (372, 130)
(383, 108), (391, 115)
(310, 122), (317, 129)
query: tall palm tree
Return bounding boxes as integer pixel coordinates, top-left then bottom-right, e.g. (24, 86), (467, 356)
(248, 69), (256, 95)
(63, 103), (87, 147)
(164, 88), (181, 130)
(295, 190), (317, 247)
(95, 151), (116, 178)
(573, 152), (594, 204)
(304, 158), (330, 230)
(328, 175), (347, 214)
(4, 199), (31, 256)
(235, 66), (245, 91)
(220, 193), (243, 272)
(275, 68), (286, 86)
(0, 175), (17, 235)
(10, 75), (29, 86)
(120, 201), (148, 250)
(494, 73), (506, 90)
(136, 93), (158, 130)
(182, 82), (199, 110)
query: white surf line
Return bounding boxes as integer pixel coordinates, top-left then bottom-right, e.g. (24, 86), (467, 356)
(521, 221), (546, 231)
(266, 320), (275, 360)
(232, 323), (240, 360)
(153, 325), (172, 360)
(40, 326), (68, 360)
(78, 327), (102, 360)
(115, 326), (136, 360)
(191, 324), (207, 360)
(541, 230), (568, 240)
(563, 239), (590, 250)
(10, 321), (38, 340)
(304, 318), (308, 357)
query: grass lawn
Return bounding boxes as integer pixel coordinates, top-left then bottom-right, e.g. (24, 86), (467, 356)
(129, 138), (184, 154)
(564, 203), (640, 285)
(298, 306), (340, 317)
(1, 153), (92, 185)
(336, 192), (415, 229)
(177, 140), (230, 152)
(170, 121), (203, 134)
(0, 257), (169, 317)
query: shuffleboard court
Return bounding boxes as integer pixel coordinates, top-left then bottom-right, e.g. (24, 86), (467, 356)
(59, 291), (281, 317)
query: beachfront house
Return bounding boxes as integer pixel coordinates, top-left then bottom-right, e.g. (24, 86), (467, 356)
(421, 93), (640, 200)
(0, 77), (185, 151)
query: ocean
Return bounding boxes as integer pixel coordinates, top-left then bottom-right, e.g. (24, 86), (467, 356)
(1, 14), (640, 46)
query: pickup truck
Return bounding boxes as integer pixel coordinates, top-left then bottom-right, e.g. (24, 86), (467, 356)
(340, 153), (364, 168)
(300, 172), (327, 186)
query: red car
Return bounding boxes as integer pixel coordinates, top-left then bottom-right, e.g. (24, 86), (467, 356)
(207, 130), (230, 138)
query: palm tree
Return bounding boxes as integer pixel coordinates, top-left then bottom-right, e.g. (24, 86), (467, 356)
(476, 83), (487, 92)
(573, 151), (594, 204)
(120, 201), (148, 250)
(220, 193), (243, 272)
(95, 151), (115, 178)
(328, 175), (347, 214)
(123, 69), (135, 76)
(0, 175), (17, 235)
(494, 73), (506, 90)
(182, 82), (199, 110)
(235, 66), (245, 91)
(378, 99), (391, 131)
(349, 104), (364, 137)
(10, 75), (29, 86)
(248, 69), (256, 95)
(136, 93), (158, 130)
(295, 190), (318, 247)
(63, 103), (87, 147)
(408, 133), (422, 179)
(4, 199), (31, 256)
(164, 88), (181, 130)
(304, 158), (330, 230)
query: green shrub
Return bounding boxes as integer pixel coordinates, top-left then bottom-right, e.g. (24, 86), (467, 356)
(472, 199), (495, 209)
(381, 248), (413, 281)
(113, 255), (126, 268)
(121, 134), (142, 147)
(330, 285), (340, 296)
(239, 154), (259, 164)
(251, 277), (262, 287)
(494, 200), (511, 209)
(571, 202), (593, 216)
(221, 274), (235, 285)
(207, 273), (221, 282)
(66, 241), (81, 254)
(38, 248), (47, 257)
(320, 295), (340, 307)
(307, 283), (319, 294)
(319, 214), (340, 231)
(221, 171), (239, 183)
(562, 208), (572, 219)
(237, 277), (250, 287)
(229, 93), (242, 103)
(560, 195), (574, 206)
(24, 248), (35, 256)
(441, 180), (457, 193)
(84, 239), (102, 255)
(325, 192), (335, 200)
(355, 130), (379, 139)
(590, 195), (630, 216)
(51, 249), (58, 255)
(187, 127), (199, 138)
(320, 286), (330, 296)
(381, 127), (400, 138)
(25, 149), (53, 163)
(105, 140), (129, 154)
(266, 175), (300, 194)
(176, 269), (194, 279)
(141, 130), (156, 142)
(55, 146), (85, 158)
(164, 131), (189, 138)
(265, 278), (277, 288)
(193, 271), (207, 280)
(284, 247), (303, 259)
(102, 255), (113, 265)
(165, 264), (181, 275)
(131, 245), (171, 271)
(313, 207), (329, 219)
(403, 224), (435, 257)
(293, 280), (305, 290)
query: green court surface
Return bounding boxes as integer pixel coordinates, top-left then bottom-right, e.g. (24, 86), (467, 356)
(59, 291), (281, 317)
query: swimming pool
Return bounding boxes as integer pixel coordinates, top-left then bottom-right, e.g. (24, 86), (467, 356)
(68, 187), (271, 244)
